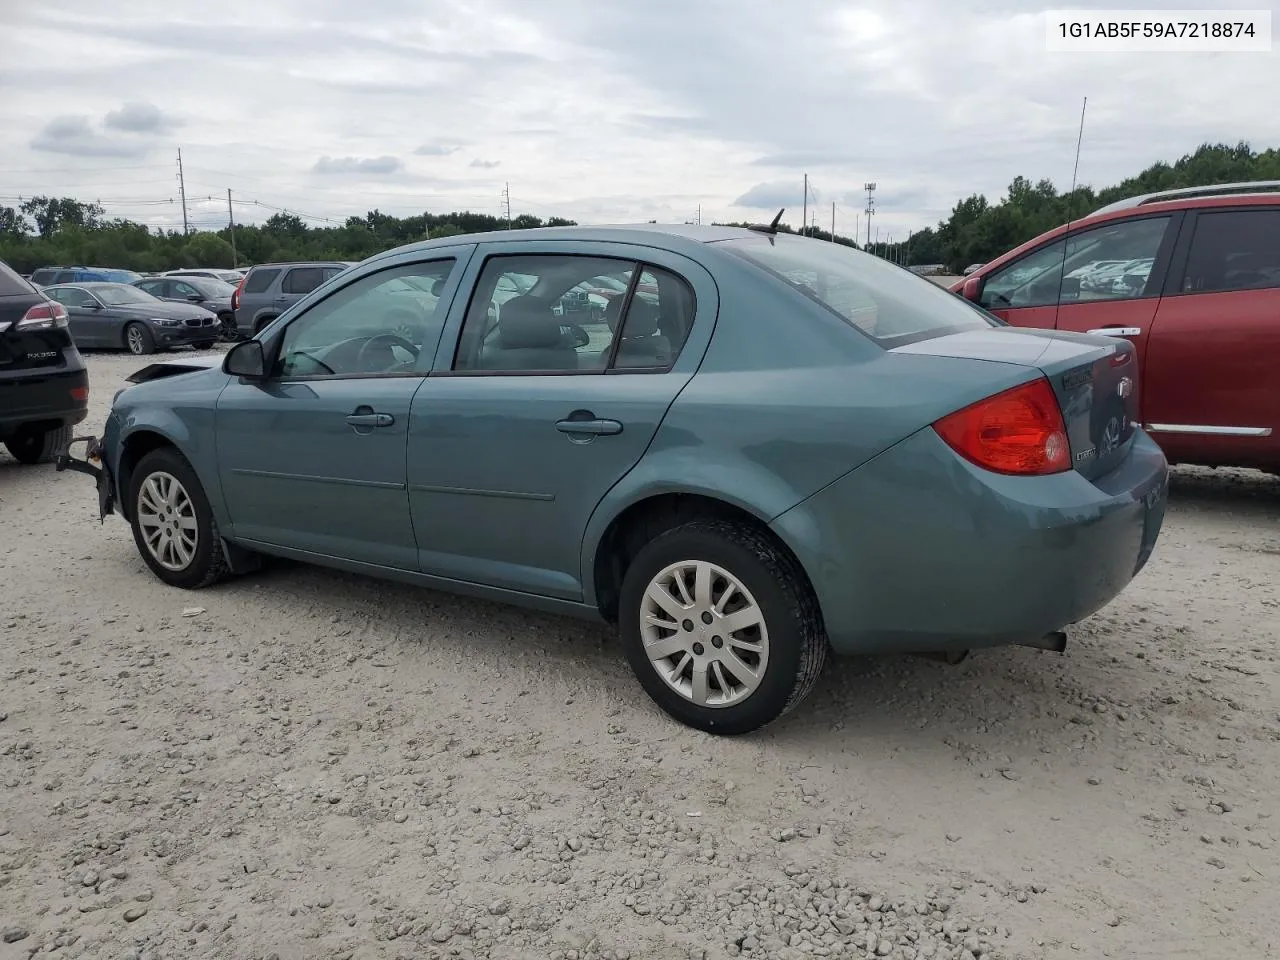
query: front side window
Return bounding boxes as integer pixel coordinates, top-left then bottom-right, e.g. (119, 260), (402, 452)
(1180, 209), (1280, 294)
(135, 280), (165, 297)
(723, 234), (995, 347)
(454, 256), (636, 372)
(980, 216), (1171, 310)
(273, 259), (456, 379)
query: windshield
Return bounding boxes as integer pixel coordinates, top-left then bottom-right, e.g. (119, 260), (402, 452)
(190, 278), (236, 297)
(94, 284), (158, 306)
(720, 235), (996, 347)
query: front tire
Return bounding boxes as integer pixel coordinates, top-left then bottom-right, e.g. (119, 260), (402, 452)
(127, 448), (231, 589)
(125, 322), (155, 355)
(216, 313), (238, 342)
(618, 519), (827, 735)
(4, 424), (72, 465)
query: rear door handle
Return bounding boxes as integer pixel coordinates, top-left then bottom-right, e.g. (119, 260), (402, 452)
(1087, 326), (1142, 336)
(346, 412), (394, 428)
(556, 417), (623, 436)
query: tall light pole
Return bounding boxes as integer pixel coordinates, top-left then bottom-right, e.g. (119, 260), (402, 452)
(863, 182), (876, 248)
(802, 174), (808, 237)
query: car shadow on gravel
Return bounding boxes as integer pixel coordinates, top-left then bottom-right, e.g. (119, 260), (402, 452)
(1167, 465), (1280, 514)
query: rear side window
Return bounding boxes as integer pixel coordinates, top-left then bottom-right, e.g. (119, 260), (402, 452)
(243, 268), (281, 294)
(1180, 209), (1280, 294)
(722, 235), (995, 348)
(0, 261), (34, 296)
(282, 267), (326, 295)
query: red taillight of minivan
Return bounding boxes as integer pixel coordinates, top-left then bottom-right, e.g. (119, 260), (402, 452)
(933, 377), (1070, 476)
(231, 274), (247, 312)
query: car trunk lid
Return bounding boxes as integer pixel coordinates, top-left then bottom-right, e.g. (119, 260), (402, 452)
(892, 328), (1139, 481)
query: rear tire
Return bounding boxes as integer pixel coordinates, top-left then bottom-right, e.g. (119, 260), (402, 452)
(4, 424), (72, 465)
(193, 340), (215, 350)
(127, 447), (231, 589)
(617, 519), (827, 735)
(125, 322), (155, 355)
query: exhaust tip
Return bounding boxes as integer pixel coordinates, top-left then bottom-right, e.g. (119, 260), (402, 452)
(1017, 631), (1068, 654)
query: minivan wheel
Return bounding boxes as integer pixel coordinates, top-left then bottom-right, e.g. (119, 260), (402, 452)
(127, 448), (231, 589)
(617, 519), (827, 735)
(4, 424), (72, 465)
(125, 322), (155, 355)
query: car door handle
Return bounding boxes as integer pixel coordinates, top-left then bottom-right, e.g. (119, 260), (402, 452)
(556, 417), (623, 436)
(346, 412), (394, 428)
(1087, 326), (1142, 336)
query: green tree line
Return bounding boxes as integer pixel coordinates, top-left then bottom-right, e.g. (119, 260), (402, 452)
(0, 201), (576, 275)
(2, 141), (1276, 275)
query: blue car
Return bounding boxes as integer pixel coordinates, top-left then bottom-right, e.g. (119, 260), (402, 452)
(58, 223), (1168, 734)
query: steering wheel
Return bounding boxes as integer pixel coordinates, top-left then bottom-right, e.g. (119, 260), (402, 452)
(354, 334), (420, 372)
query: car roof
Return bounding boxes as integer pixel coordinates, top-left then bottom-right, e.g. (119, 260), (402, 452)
(370, 223), (758, 262)
(248, 261), (350, 269)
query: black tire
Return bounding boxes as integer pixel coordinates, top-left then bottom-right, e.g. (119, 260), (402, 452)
(4, 424), (72, 465)
(126, 447), (231, 589)
(216, 313), (238, 342)
(617, 519), (827, 735)
(124, 322), (155, 355)
(253, 315), (276, 335)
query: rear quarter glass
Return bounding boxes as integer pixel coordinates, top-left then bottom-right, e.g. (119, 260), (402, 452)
(243, 269), (280, 294)
(719, 235), (997, 348)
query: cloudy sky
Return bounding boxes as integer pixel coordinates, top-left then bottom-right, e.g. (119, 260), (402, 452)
(1, 0), (1276, 240)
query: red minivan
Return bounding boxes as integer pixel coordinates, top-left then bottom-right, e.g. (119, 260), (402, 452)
(952, 182), (1280, 474)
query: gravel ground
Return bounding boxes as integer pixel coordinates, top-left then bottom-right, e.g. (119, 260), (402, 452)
(1, 348), (1278, 960)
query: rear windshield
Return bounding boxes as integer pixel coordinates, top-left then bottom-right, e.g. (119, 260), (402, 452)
(0, 261), (34, 297)
(720, 235), (997, 348)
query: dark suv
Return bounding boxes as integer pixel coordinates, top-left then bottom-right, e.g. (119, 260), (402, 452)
(231, 261), (351, 337)
(0, 260), (89, 464)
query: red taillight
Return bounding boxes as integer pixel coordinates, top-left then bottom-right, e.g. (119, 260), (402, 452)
(71, 386), (89, 401)
(17, 301), (69, 330)
(933, 377), (1070, 476)
(231, 275), (247, 311)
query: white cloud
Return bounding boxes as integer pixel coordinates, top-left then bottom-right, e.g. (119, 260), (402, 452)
(0, 0), (1276, 236)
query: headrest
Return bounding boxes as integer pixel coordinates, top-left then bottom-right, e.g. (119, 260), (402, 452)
(496, 296), (563, 349)
(429, 277), (445, 297)
(620, 297), (659, 338)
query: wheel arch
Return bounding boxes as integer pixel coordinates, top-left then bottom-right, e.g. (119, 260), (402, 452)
(588, 489), (816, 625)
(115, 427), (185, 521)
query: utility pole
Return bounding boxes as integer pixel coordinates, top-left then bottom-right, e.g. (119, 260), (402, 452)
(177, 148), (189, 235)
(502, 183), (512, 228)
(863, 182), (876, 249)
(854, 214), (860, 248)
(830, 202), (836, 242)
(875, 225), (880, 257)
(696, 203), (701, 225)
(226, 189), (238, 267)
(802, 174), (808, 237)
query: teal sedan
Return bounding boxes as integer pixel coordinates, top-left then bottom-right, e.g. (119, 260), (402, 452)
(57, 223), (1168, 734)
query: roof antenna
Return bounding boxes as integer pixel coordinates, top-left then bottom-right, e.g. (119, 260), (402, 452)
(748, 207), (785, 235)
(1053, 96), (1088, 330)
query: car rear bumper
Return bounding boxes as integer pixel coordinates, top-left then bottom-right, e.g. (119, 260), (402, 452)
(770, 427), (1169, 656)
(0, 367), (89, 434)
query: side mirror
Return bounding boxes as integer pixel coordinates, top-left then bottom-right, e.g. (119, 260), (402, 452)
(961, 276), (983, 302)
(223, 339), (266, 380)
(186, 293), (204, 302)
(83, 300), (102, 310)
